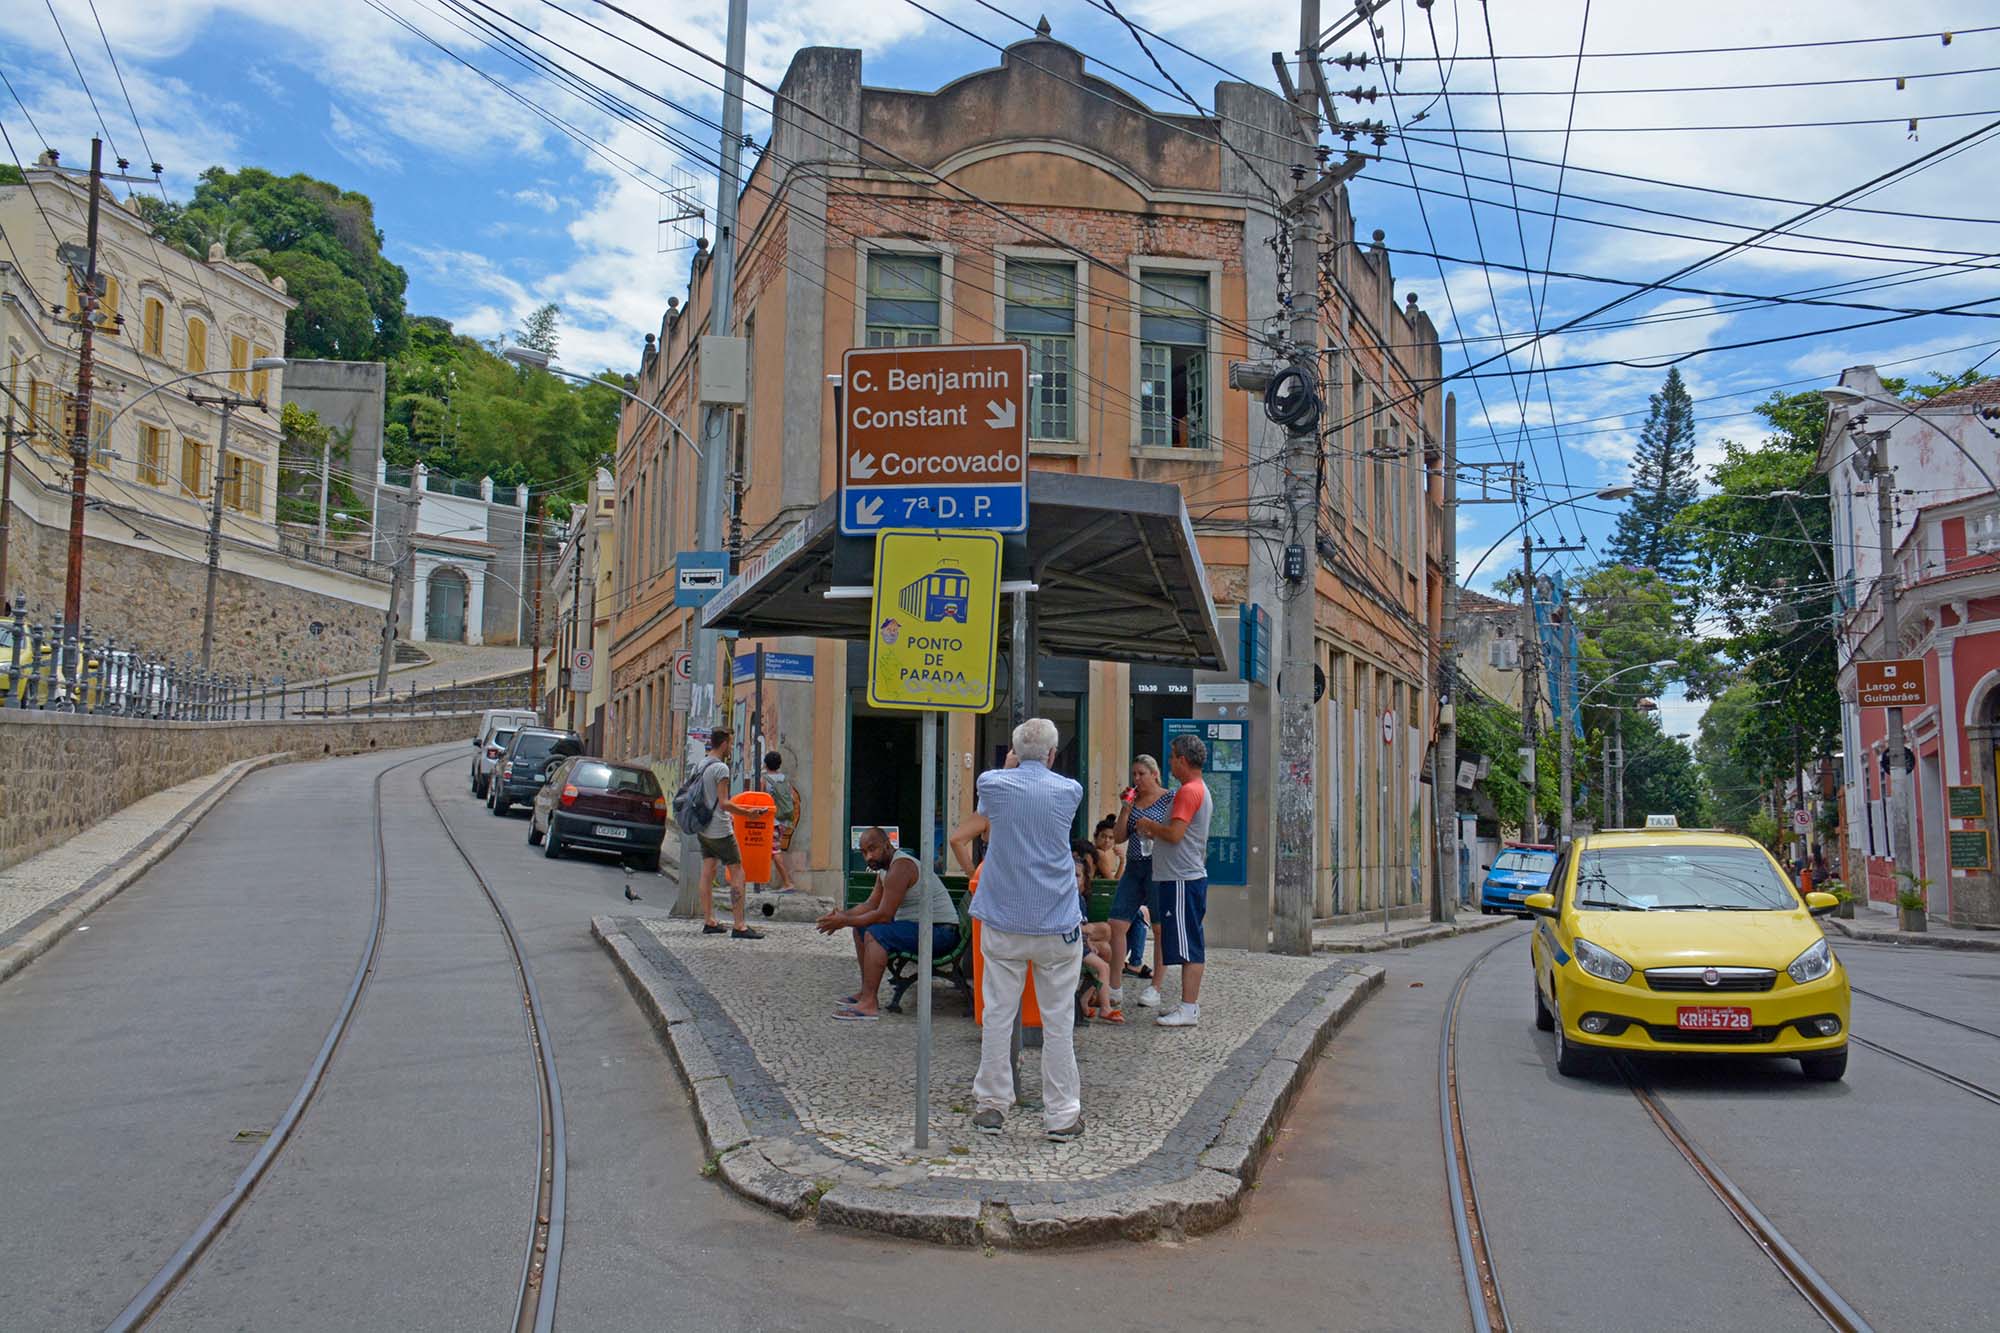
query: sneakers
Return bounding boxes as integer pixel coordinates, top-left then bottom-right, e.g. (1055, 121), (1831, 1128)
(701, 922), (728, 934)
(1045, 1114), (1085, 1142)
(1156, 1004), (1199, 1027)
(731, 927), (765, 940)
(971, 1109), (1004, 1135)
(1137, 985), (1161, 1008)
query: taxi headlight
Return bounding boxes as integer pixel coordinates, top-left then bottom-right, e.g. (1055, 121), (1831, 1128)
(1572, 938), (1633, 984)
(1788, 938), (1834, 985)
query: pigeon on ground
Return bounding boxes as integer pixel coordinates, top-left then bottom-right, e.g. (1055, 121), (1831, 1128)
(624, 884), (642, 902)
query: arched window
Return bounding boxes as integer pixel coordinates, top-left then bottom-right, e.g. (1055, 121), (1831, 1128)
(185, 316), (207, 373)
(64, 271), (120, 333)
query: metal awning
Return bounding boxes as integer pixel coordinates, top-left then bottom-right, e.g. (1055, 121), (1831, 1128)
(702, 472), (1227, 670)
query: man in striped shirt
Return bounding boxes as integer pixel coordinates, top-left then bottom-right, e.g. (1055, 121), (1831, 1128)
(957, 719), (1086, 1142)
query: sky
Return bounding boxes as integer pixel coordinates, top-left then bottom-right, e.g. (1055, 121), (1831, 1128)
(6, 1), (1998, 741)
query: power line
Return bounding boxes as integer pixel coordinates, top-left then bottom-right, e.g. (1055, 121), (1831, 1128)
(1382, 63), (2000, 98)
(1398, 105), (2000, 135)
(1385, 24), (2000, 61)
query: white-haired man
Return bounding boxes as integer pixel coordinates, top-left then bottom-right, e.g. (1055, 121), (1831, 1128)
(958, 718), (1086, 1141)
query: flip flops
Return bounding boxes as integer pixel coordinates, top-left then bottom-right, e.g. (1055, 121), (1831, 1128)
(832, 1007), (879, 1022)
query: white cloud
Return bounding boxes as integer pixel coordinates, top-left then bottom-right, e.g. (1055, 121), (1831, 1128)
(326, 103), (399, 174)
(510, 187), (560, 213)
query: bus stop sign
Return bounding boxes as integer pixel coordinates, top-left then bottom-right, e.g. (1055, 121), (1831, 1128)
(866, 528), (1002, 712)
(840, 343), (1028, 536)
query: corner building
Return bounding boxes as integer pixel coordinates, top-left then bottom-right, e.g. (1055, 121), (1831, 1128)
(610, 32), (1445, 924)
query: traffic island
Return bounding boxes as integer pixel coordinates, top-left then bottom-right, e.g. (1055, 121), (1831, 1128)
(595, 915), (1383, 1247)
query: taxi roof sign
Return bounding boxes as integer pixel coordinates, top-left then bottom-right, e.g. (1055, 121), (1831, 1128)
(866, 528), (1002, 712)
(1644, 814), (1680, 829)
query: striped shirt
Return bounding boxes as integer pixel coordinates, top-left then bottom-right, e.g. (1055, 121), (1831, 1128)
(970, 760), (1084, 936)
(1126, 791), (1172, 864)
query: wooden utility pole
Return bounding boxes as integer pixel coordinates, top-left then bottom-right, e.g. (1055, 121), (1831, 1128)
(189, 392), (248, 669)
(1433, 394), (1457, 920)
(0, 403), (16, 600)
(61, 138), (105, 645)
(377, 471), (419, 693)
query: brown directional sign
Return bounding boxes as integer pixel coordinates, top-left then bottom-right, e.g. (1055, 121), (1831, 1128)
(1855, 658), (1928, 708)
(839, 342), (1028, 536)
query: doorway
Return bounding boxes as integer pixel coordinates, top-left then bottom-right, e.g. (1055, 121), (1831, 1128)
(847, 712), (920, 875)
(426, 567), (468, 642)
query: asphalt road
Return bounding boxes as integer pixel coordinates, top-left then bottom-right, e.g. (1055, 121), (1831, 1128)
(4, 742), (1999, 1330)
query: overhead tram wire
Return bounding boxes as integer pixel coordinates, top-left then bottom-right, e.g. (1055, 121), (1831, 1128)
(1386, 62), (2000, 98)
(1398, 105), (2000, 135)
(1394, 23), (1999, 61)
(42, 0), (120, 160)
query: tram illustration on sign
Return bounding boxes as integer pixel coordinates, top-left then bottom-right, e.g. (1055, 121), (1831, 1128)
(900, 565), (971, 624)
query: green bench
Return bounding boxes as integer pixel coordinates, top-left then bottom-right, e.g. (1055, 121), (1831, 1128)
(842, 871), (1121, 1016)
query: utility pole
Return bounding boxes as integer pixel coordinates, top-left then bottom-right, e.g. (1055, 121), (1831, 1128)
(1433, 393), (1458, 922)
(529, 491), (544, 720)
(377, 470), (419, 693)
(0, 404), (16, 600)
(1520, 534), (1540, 843)
(1872, 429), (1914, 889)
(61, 138), (106, 649)
(1614, 711), (1627, 829)
(567, 531), (582, 731)
(679, 0), (750, 918)
(316, 428), (332, 547)
(1602, 725), (1613, 831)
(190, 392), (251, 669)
(1557, 614), (1574, 840)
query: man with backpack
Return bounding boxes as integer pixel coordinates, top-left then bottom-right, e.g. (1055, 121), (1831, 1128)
(673, 728), (764, 939)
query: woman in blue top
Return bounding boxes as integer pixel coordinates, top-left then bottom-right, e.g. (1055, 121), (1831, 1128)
(1108, 755), (1171, 998)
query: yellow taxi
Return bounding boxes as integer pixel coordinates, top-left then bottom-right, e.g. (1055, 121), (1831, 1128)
(1524, 819), (1848, 1081)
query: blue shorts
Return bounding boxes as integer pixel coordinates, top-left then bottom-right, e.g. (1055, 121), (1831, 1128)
(1154, 877), (1208, 966)
(1109, 860), (1153, 923)
(864, 921), (960, 955)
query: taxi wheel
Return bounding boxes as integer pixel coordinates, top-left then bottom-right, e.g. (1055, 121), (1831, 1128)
(1552, 999), (1595, 1078)
(1799, 1049), (1848, 1082)
(1533, 975), (1554, 1032)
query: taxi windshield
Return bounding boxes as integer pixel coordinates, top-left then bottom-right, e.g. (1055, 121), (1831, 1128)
(1573, 845), (1798, 912)
(1494, 850), (1555, 873)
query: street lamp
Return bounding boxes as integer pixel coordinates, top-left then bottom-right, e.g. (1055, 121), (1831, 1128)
(1565, 658), (1675, 838)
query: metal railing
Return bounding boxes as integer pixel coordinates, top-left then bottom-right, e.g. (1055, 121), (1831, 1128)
(2, 596), (533, 722)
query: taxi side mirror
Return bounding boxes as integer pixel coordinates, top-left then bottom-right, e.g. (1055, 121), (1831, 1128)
(1521, 892), (1558, 919)
(1804, 891), (1839, 917)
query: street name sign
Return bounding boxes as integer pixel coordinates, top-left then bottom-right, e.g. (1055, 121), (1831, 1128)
(866, 528), (1002, 712)
(1856, 657), (1928, 708)
(840, 343), (1028, 536)
(734, 651), (814, 683)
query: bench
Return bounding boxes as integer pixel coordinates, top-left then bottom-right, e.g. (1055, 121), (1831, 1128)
(844, 874), (975, 1014)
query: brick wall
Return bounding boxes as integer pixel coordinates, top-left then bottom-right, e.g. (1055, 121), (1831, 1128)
(0, 711), (478, 872)
(4, 504), (383, 680)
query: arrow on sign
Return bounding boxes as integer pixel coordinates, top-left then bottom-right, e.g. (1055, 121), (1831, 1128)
(984, 399), (1016, 431)
(848, 451), (877, 480)
(854, 495), (884, 525)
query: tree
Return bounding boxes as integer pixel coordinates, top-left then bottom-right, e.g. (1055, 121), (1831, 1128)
(1606, 368), (1700, 579)
(136, 166), (408, 359)
(1695, 683), (1765, 832)
(514, 302), (560, 356)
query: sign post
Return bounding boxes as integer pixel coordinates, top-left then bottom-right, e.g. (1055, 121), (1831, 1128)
(866, 527), (1004, 1149)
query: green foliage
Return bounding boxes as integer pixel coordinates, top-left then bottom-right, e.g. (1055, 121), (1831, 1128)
(275, 402), (363, 536)
(1893, 870), (1931, 911)
(1456, 691), (1557, 832)
(1745, 810), (1782, 852)
(0, 163), (24, 186)
(1605, 368), (1700, 579)
(514, 302), (561, 355)
(1612, 711), (1709, 829)
(1695, 683), (1765, 831)
(135, 166), (408, 359)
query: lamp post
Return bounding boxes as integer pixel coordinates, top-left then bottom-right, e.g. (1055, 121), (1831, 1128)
(1462, 485), (1635, 842)
(1567, 659), (1676, 836)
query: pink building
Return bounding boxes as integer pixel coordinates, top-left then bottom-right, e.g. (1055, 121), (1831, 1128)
(1820, 369), (2000, 925)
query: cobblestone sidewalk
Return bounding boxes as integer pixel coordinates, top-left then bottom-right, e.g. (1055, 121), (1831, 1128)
(0, 754), (285, 983)
(596, 914), (1383, 1246)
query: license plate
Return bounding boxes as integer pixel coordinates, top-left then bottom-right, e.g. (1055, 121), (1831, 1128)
(593, 825), (628, 839)
(1677, 1006), (1753, 1031)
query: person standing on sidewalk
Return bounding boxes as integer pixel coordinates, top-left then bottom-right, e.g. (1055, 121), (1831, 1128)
(963, 719), (1086, 1141)
(1134, 732), (1213, 1027)
(695, 729), (764, 939)
(763, 750), (802, 891)
(1110, 756), (1170, 1002)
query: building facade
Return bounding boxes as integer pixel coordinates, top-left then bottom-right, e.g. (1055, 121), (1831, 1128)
(1822, 367), (2000, 926)
(541, 468), (615, 747)
(608, 33), (1445, 915)
(2, 159), (392, 679)
(366, 460), (531, 648)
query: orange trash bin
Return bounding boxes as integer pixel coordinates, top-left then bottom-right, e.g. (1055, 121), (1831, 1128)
(732, 791), (776, 884)
(968, 864), (1042, 1029)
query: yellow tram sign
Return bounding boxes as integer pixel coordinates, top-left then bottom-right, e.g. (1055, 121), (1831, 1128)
(867, 528), (1002, 713)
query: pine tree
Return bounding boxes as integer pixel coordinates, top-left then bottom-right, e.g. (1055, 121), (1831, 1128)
(1606, 368), (1699, 578)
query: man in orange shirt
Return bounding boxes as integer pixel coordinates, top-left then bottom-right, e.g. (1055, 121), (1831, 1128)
(1133, 732), (1214, 1027)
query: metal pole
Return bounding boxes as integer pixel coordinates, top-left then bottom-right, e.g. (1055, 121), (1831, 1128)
(1614, 712), (1626, 830)
(198, 399), (237, 668)
(0, 402), (16, 599)
(1520, 535), (1540, 842)
(316, 424), (331, 547)
(915, 708), (936, 1149)
(377, 474), (418, 693)
(1558, 636), (1574, 840)
(1875, 431), (1914, 895)
(61, 139), (105, 645)
(752, 646), (766, 791)
(1434, 393), (1457, 922)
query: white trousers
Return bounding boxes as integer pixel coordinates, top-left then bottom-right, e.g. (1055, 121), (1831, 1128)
(973, 925), (1083, 1129)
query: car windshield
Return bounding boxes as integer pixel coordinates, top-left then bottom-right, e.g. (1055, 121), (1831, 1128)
(491, 730), (516, 749)
(1573, 845), (1799, 912)
(1494, 851), (1555, 874)
(574, 761), (661, 795)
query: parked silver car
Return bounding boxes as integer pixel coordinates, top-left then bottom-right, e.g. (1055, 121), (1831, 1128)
(472, 708), (539, 798)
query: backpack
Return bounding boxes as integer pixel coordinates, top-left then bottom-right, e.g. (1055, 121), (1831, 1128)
(672, 760), (722, 836)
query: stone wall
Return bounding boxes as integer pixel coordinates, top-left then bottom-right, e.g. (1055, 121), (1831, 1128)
(4, 505), (383, 680)
(0, 711), (478, 872)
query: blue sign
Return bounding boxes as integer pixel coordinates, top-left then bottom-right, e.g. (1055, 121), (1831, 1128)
(1238, 603), (1271, 686)
(733, 651), (814, 683)
(1163, 718), (1250, 886)
(675, 551), (730, 607)
(842, 484), (1026, 535)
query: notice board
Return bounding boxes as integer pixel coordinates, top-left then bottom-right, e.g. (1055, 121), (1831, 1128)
(1163, 718), (1250, 886)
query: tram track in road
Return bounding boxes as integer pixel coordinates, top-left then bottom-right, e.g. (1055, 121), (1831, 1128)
(1849, 984), (2000, 1042)
(1441, 931), (1874, 1333)
(104, 747), (568, 1333)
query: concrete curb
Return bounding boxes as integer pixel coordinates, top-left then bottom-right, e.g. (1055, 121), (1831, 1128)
(593, 913), (1385, 1248)
(1828, 917), (2000, 953)
(0, 751), (291, 986)
(1313, 911), (1515, 953)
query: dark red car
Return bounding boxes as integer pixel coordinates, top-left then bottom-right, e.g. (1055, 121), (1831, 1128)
(528, 756), (667, 871)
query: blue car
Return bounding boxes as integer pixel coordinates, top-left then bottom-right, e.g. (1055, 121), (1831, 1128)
(1479, 843), (1558, 915)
